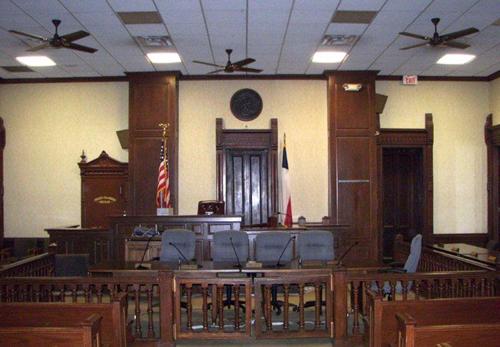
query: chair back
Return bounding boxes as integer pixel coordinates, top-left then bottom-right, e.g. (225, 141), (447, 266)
(212, 230), (249, 263)
(197, 200), (225, 215)
(54, 254), (89, 276)
(160, 229), (196, 262)
(404, 234), (422, 273)
(255, 232), (293, 263)
(297, 230), (334, 261)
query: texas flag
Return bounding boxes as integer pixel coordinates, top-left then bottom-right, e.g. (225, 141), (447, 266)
(281, 137), (293, 227)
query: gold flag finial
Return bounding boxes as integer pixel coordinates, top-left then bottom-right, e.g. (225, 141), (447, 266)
(159, 123), (170, 139)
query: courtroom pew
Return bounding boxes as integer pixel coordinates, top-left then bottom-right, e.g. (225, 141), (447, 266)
(366, 291), (500, 347)
(0, 313), (102, 347)
(0, 292), (127, 347)
(395, 312), (500, 347)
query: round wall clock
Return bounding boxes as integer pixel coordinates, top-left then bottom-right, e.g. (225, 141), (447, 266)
(230, 88), (263, 121)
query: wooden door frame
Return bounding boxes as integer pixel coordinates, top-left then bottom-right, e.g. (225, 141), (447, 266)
(215, 118), (278, 216)
(484, 114), (499, 242)
(377, 113), (434, 257)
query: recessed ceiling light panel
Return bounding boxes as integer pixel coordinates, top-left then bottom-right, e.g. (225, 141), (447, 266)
(16, 56), (56, 67)
(436, 54), (476, 65)
(147, 52), (181, 64)
(312, 51), (348, 63)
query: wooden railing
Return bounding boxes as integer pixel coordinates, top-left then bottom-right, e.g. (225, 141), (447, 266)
(0, 272), (174, 344)
(0, 252), (55, 277)
(341, 270), (499, 338)
(254, 274), (333, 339)
(174, 276), (252, 339)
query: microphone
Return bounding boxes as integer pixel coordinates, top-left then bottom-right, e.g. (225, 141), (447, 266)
(169, 241), (189, 263)
(276, 211), (293, 227)
(336, 241), (359, 266)
(276, 236), (295, 268)
(229, 237), (242, 270)
(135, 233), (158, 270)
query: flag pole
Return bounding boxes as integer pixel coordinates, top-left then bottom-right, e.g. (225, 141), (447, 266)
(158, 123), (171, 214)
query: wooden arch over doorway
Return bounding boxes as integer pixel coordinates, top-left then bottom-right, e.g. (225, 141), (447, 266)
(377, 113), (434, 256)
(216, 118), (278, 226)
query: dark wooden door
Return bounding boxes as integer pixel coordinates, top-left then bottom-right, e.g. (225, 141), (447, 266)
(225, 150), (270, 226)
(382, 148), (424, 257)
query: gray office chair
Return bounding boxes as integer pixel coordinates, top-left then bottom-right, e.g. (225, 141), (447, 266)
(255, 232), (293, 264)
(297, 230), (334, 262)
(54, 254), (89, 276)
(212, 230), (249, 265)
(212, 230), (249, 310)
(375, 234), (423, 297)
(160, 229), (196, 262)
(297, 231), (334, 311)
(255, 232), (294, 314)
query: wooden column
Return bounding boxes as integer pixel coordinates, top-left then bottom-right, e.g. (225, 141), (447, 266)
(485, 114), (499, 242)
(327, 71), (378, 263)
(128, 72), (179, 215)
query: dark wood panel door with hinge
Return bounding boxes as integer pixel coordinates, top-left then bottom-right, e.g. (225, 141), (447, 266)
(225, 149), (270, 226)
(382, 148), (424, 257)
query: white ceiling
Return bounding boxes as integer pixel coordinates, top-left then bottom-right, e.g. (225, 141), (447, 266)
(0, 0), (499, 79)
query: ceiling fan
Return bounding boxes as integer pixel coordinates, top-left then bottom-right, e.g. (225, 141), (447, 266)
(9, 19), (97, 53)
(399, 17), (478, 50)
(193, 49), (262, 74)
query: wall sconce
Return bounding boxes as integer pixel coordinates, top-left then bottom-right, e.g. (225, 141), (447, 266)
(342, 83), (363, 92)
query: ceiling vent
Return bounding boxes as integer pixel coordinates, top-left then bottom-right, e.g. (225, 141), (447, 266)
(1, 66), (34, 72)
(322, 34), (358, 46)
(117, 11), (162, 25)
(493, 18), (500, 26)
(135, 35), (173, 48)
(331, 10), (377, 24)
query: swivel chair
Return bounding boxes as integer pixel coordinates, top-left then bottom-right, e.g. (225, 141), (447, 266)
(212, 230), (249, 310)
(160, 229), (196, 263)
(255, 232), (294, 314)
(54, 254), (89, 277)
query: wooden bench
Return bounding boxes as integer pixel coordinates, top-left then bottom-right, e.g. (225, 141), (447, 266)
(0, 313), (102, 347)
(366, 291), (500, 347)
(0, 292), (127, 347)
(395, 312), (500, 347)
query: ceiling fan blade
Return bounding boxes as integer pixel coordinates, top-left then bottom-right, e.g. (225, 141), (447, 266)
(207, 69), (225, 74)
(192, 60), (224, 68)
(61, 30), (90, 42)
(65, 42), (97, 53)
(400, 42), (429, 50)
(443, 41), (470, 49)
(399, 32), (429, 40)
(26, 42), (51, 52)
(235, 67), (263, 73)
(231, 58), (256, 67)
(9, 30), (47, 41)
(441, 27), (478, 41)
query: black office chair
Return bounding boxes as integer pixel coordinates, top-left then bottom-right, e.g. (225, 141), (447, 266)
(54, 254), (89, 276)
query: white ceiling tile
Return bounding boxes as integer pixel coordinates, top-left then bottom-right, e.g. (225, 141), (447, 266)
(327, 23), (368, 36)
(201, 0), (246, 11)
(294, 0), (340, 11)
(338, 0), (386, 11)
(384, 0), (433, 12)
(107, 0), (157, 12)
(12, 0), (69, 16)
(59, 0), (115, 14)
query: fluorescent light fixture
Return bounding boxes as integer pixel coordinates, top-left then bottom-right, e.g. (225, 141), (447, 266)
(147, 52), (181, 64)
(437, 54), (476, 65)
(312, 51), (347, 63)
(16, 56), (56, 67)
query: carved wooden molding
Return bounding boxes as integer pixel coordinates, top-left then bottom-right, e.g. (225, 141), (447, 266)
(378, 113), (434, 146)
(78, 151), (128, 176)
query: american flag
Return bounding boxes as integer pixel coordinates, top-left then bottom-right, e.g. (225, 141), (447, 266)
(281, 138), (293, 227)
(156, 142), (171, 208)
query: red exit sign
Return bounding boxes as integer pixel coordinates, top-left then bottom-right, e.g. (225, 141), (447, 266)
(402, 75), (418, 85)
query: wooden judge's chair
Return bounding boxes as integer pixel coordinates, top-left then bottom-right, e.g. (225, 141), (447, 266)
(197, 200), (225, 215)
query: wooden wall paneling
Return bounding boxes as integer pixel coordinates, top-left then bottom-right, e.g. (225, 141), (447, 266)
(485, 114), (499, 242)
(327, 71), (378, 263)
(216, 119), (278, 226)
(128, 73), (178, 215)
(0, 118), (4, 247)
(376, 114), (434, 253)
(78, 151), (128, 228)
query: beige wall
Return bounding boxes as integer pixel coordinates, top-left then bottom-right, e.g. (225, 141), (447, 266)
(178, 80), (329, 221)
(0, 82), (128, 237)
(0, 78), (494, 238)
(377, 81), (490, 234)
(490, 78), (500, 124)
